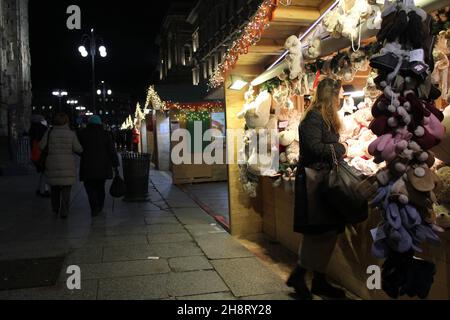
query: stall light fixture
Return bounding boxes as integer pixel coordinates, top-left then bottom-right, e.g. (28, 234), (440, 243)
(229, 78), (248, 91)
(86, 111), (94, 116)
(344, 91), (365, 98)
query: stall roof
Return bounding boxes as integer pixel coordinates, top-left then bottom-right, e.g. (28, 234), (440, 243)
(234, 0), (334, 72)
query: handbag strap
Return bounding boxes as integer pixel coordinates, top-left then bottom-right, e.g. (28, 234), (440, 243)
(329, 144), (339, 167)
(44, 128), (53, 152)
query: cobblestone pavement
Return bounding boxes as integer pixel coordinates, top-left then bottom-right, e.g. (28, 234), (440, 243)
(0, 169), (298, 300)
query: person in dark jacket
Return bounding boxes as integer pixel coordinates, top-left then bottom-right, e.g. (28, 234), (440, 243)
(78, 116), (119, 216)
(29, 115), (50, 197)
(287, 78), (348, 300)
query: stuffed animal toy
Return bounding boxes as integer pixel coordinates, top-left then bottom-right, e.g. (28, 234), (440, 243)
(340, 114), (359, 142)
(435, 166), (450, 206)
(279, 129), (300, 165)
(273, 83), (293, 113)
(341, 95), (357, 115)
(323, 8), (343, 38)
(237, 90), (272, 129)
(431, 107), (450, 164)
(351, 50), (369, 72)
(285, 35), (304, 80)
(303, 37), (321, 60)
(431, 49), (449, 101)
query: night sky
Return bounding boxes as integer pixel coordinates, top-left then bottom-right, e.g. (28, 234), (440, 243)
(29, 1), (172, 103)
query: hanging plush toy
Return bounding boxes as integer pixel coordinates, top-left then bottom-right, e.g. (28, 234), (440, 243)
(237, 90), (272, 129)
(303, 37), (322, 60)
(285, 35), (304, 80)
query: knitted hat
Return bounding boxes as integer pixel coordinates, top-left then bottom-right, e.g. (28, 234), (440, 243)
(88, 115), (102, 125)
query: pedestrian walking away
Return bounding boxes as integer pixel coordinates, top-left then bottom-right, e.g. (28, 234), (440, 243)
(39, 113), (83, 219)
(78, 115), (120, 217)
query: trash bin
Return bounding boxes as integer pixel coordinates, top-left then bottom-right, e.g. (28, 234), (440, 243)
(121, 152), (151, 202)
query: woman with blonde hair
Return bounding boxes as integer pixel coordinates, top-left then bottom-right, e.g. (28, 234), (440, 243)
(287, 78), (348, 300)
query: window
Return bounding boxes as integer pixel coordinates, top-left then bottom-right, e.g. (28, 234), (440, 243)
(192, 29), (199, 53)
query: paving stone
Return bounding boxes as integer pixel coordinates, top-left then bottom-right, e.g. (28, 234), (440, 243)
(168, 271), (228, 297)
(185, 224), (227, 238)
(0, 280), (98, 300)
(166, 199), (200, 208)
(85, 235), (149, 247)
(177, 292), (237, 300)
(147, 232), (193, 244)
(150, 242), (204, 258)
(146, 224), (186, 235)
(103, 242), (202, 262)
(240, 292), (296, 300)
(97, 274), (169, 300)
(169, 256), (213, 272)
(196, 234), (254, 260)
(66, 246), (103, 265)
(90, 225), (148, 237)
(145, 216), (180, 225)
(103, 245), (158, 262)
(211, 258), (289, 297)
(75, 260), (170, 280)
(172, 208), (216, 225)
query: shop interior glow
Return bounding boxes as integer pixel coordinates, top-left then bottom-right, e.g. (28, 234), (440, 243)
(229, 79), (249, 91)
(344, 90), (366, 98)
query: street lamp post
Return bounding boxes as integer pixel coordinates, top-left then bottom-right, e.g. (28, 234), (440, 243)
(52, 90), (68, 111)
(78, 28), (108, 114)
(97, 81), (112, 113)
(67, 99), (79, 126)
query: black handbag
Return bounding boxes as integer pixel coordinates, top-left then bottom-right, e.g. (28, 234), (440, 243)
(35, 129), (52, 173)
(323, 145), (369, 224)
(110, 173), (126, 198)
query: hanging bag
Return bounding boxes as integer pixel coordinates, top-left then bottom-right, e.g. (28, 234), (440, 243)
(324, 145), (369, 224)
(35, 129), (52, 173)
(110, 169), (126, 198)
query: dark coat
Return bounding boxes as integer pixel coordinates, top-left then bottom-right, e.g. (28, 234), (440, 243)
(78, 124), (119, 182)
(294, 109), (347, 235)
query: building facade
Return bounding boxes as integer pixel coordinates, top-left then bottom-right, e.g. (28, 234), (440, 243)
(187, 0), (262, 89)
(0, 0), (32, 163)
(157, 1), (196, 84)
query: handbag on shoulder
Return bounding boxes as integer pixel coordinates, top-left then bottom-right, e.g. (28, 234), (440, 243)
(35, 129), (52, 173)
(323, 145), (369, 224)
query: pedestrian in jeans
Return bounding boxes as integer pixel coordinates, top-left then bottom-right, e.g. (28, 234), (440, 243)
(78, 116), (119, 217)
(40, 113), (83, 218)
(287, 78), (348, 300)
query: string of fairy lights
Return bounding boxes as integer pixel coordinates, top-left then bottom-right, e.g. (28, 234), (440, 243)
(208, 0), (279, 88)
(145, 85), (166, 111)
(169, 102), (224, 122)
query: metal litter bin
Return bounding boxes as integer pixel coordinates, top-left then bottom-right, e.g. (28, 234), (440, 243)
(121, 152), (151, 202)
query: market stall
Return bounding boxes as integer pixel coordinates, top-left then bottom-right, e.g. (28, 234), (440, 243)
(168, 101), (227, 184)
(219, 0), (450, 299)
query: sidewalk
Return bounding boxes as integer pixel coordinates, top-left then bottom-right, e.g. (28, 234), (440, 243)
(0, 169), (295, 300)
